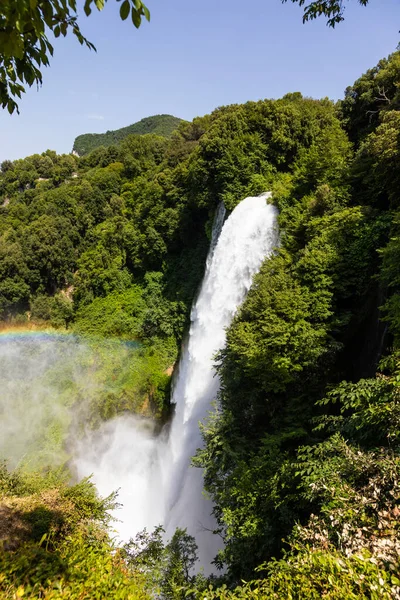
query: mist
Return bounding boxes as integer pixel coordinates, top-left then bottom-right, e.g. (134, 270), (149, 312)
(74, 414), (165, 537)
(0, 332), (143, 471)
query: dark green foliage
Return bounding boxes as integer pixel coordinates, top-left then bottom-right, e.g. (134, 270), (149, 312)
(0, 130), (215, 349)
(73, 114), (184, 156)
(73, 286), (145, 338)
(30, 293), (73, 327)
(124, 526), (201, 599)
(192, 96), (349, 210)
(283, 0), (369, 28)
(0, 0), (149, 114)
(199, 549), (400, 599)
(340, 50), (400, 146)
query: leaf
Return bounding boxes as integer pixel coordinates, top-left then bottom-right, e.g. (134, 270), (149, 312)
(120, 0), (130, 21)
(41, 1), (54, 28)
(131, 8), (141, 27)
(94, 0), (105, 10)
(46, 39), (54, 56)
(143, 5), (150, 21)
(84, 1), (92, 16)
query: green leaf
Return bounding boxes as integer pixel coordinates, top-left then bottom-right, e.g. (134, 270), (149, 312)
(120, 0), (130, 21)
(46, 39), (54, 56)
(131, 8), (141, 27)
(143, 5), (150, 21)
(41, 1), (54, 28)
(84, 1), (92, 16)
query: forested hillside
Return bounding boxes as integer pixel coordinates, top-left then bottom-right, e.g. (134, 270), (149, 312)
(73, 114), (183, 155)
(1, 50), (400, 598)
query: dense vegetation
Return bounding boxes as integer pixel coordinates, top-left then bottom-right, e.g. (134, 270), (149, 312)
(1, 49), (400, 598)
(0, 465), (152, 598)
(73, 114), (184, 156)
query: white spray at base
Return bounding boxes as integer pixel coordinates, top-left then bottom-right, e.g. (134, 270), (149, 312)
(74, 194), (279, 572)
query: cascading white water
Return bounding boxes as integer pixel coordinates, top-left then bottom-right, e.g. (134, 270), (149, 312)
(161, 193), (278, 569)
(74, 193), (279, 572)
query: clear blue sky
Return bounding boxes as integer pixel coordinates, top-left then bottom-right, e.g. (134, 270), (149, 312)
(1, 0), (399, 162)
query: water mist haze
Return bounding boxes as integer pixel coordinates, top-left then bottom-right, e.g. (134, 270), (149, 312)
(0, 195), (279, 575)
(0, 333), (143, 470)
(0, 333), (92, 470)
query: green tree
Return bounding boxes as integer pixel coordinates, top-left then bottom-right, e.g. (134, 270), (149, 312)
(124, 526), (199, 599)
(340, 51), (400, 146)
(0, 0), (150, 114)
(282, 0), (369, 27)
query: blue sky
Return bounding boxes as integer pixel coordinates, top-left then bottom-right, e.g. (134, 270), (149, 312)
(1, 0), (399, 162)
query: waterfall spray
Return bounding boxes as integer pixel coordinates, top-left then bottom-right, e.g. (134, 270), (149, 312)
(74, 193), (279, 572)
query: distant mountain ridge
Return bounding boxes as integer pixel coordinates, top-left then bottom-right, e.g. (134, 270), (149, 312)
(73, 114), (184, 156)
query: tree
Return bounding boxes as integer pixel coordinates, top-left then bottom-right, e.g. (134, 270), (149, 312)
(124, 526), (199, 599)
(340, 51), (400, 145)
(0, 0), (150, 114)
(282, 0), (368, 27)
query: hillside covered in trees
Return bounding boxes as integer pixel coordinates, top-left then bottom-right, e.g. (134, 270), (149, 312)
(1, 50), (400, 598)
(72, 114), (184, 156)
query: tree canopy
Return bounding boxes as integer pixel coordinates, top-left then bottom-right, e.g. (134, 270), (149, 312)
(73, 115), (184, 156)
(0, 0), (150, 114)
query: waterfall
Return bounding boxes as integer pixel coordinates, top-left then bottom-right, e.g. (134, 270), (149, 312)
(161, 193), (278, 569)
(74, 193), (279, 572)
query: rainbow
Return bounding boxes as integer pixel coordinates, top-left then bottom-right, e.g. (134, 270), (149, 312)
(0, 325), (74, 343)
(0, 325), (140, 348)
